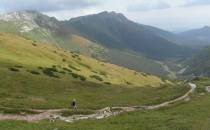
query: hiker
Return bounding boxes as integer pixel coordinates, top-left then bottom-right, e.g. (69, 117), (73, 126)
(71, 99), (77, 109)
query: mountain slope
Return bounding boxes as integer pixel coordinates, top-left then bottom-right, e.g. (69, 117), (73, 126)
(184, 47), (210, 76)
(0, 32), (166, 87)
(0, 10), (107, 59)
(178, 26), (210, 47)
(66, 11), (193, 59)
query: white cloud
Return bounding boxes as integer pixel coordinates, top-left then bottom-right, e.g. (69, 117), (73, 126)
(0, 0), (98, 12)
(1, 0), (210, 31)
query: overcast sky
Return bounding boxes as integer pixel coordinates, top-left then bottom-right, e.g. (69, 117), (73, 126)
(0, 0), (210, 32)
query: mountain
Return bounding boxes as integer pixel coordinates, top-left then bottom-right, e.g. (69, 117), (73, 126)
(65, 11), (193, 59)
(0, 10), (106, 57)
(0, 32), (166, 87)
(0, 11), (194, 77)
(178, 26), (210, 47)
(184, 47), (210, 76)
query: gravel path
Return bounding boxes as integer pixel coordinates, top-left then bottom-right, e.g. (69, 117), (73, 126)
(0, 83), (197, 123)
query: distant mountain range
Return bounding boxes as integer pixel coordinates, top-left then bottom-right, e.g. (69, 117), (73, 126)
(66, 11), (193, 59)
(178, 26), (210, 47)
(0, 10), (206, 77)
(184, 47), (210, 77)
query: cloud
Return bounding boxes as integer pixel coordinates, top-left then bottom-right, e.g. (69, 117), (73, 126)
(127, 0), (171, 12)
(0, 0), (98, 12)
(183, 0), (210, 7)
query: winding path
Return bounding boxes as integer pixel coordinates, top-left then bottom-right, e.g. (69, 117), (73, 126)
(0, 83), (197, 123)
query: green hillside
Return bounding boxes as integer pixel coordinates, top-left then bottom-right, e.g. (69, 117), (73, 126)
(0, 32), (193, 116)
(184, 47), (210, 76)
(0, 11), (180, 77)
(0, 32), (166, 87)
(67, 11), (193, 59)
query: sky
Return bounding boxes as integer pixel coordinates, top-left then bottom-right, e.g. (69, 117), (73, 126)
(0, 0), (210, 32)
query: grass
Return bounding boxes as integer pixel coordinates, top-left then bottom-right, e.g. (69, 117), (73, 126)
(1, 79), (209, 130)
(0, 32), (191, 129)
(0, 32), (166, 87)
(0, 66), (188, 110)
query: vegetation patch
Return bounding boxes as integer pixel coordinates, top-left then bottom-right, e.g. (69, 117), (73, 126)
(38, 66), (43, 70)
(104, 82), (111, 85)
(8, 67), (19, 72)
(77, 62), (91, 69)
(99, 71), (107, 77)
(0, 107), (39, 115)
(68, 65), (81, 71)
(29, 70), (40, 75)
(63, 67), (72, 73)
(90, 75), (103, 81)
(70, 73), (86, 81)
(42, 67), (59, 78)
(62, 59), (66, 62)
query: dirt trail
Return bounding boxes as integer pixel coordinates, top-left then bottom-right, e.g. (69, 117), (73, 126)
(0, 83), (197, 123)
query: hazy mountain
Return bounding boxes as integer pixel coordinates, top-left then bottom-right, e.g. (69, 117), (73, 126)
(184, 47), (210, 76)
(0, 11), (195, 77)
(0, 10), (106, 57)
(178, 26), (210, 47)
(65, 11), (193, 59)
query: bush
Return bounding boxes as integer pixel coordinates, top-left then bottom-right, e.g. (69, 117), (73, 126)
(77, 62), (91, 69)
(126, 82), (132, 85)
(90, 75), (103, 81)
(9, 67), (19, 72)
(99, 71), (107, 76)
(32, 43), (37, 46)
(62, 59), (66, 62)
(71, 73), (79, 78)
(59, 71), (66, 74)
(68, 65), (80, 71)
(104, 82), (111, 85)
(63, 67), (72, 73)
(29, 70), (40, 75)
(38, 66), (43, 70)
(42, 67), (59, 78)
(79, 75), (86, 81)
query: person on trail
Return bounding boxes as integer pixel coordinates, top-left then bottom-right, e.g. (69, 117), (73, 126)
(71, 99), (77, 109)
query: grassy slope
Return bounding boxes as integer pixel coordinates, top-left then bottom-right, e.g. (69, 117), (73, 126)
(0, 32), (165, 87)
(0, 20), (171, 78)
(1, 79), (209, 130)
(105, 49), (169, 77)
(0, 32), (189, 110)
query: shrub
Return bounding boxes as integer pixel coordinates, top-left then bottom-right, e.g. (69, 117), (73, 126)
(62, 59), (66, 62)
(8, 67), (19, 72)
(99, 71), (107, 76)
(30, 70), (40, 75)
(77, 62), (91, 69)
(38, 66), (43, 70)
(126, 82), (132, 85)
(71, 73), (79, 78)
(63, 67), (72, 73)
(79, 75), (86, 81)
(90, 75), (103, 81)
(68, 65), (80, 71)
(42, 67), (59, 78)
(59, 71), (66, 74)
(104, 82), (111, 85)
(32, 43), (37, 46)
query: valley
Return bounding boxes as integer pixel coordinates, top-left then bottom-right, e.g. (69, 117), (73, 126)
(0, 9), (209, 130)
